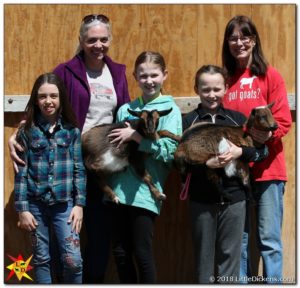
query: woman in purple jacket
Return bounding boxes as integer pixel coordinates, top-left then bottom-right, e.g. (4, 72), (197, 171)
(9, 14), (130, 283)
(53, 14), (130, 132)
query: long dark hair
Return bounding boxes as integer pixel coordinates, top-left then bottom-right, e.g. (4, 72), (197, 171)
(222, 15), (268, 77)
(24, 73), (78, 131)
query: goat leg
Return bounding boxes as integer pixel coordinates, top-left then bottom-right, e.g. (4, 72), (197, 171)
(95, 177), (120, 204)
(130, 153), (166, 201)
(102, 185), (120, 204)
(143, 172), (167, 201)
(236, 161), (250, 186)
(158, 130), (181, 142)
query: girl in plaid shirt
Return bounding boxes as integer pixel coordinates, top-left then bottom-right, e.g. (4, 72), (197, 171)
(14, 73), (86, 283)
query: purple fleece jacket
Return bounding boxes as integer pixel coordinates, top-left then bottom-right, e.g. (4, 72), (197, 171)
(53, 52), (130, 131)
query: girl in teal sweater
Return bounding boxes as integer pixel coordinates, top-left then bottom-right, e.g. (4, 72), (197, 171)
(107, 51), (182, 283)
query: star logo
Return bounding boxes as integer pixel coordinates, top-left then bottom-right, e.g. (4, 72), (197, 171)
(6, 254), (34, 282)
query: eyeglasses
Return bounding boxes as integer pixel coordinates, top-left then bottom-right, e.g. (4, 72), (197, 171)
(82, 14), (109, 24)
(228, 36), (252, 44)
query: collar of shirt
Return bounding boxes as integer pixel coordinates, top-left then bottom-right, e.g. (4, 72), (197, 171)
(35, 113), (63, 134)
(196, 103), (227, 123)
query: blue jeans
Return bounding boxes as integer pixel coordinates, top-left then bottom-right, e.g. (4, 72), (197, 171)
(29, 200), (82, 284)
(240, 181), (285, 283)
(239, 206), (252, 283)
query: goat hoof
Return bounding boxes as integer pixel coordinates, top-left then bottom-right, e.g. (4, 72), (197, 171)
(158, 193), (167, 201)
(113, 197), (120, 204)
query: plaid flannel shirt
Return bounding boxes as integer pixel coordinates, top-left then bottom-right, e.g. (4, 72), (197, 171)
(14, 115), (86, 212)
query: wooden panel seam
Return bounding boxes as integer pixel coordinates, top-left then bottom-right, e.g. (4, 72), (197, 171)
(4, 94), (296, 113)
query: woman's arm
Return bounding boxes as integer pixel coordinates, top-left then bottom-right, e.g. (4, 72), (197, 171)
(266, 68), (292, 140)
(14, 130), (30, 213)
(72, 128), (86, 207)
(8, 121), (27, 172)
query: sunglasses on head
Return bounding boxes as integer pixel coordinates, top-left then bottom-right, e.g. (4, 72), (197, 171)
(82, 14), (109, 24)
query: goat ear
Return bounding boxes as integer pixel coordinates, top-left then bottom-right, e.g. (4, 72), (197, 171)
(267, 101), (275, 110)
(158, 108), (173, 117)
(127, 109), (142, 118)
(246, 107), (257, 129)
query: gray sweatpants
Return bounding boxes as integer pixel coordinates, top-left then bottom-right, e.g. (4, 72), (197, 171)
(189, 200), (246, 284)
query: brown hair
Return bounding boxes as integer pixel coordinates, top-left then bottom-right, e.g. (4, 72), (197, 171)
(222, 15), (268, 76)
(194, 65), (227, 90)
(134, 51), (167, 75)
(24, 73), (78, 131)
(134, 51), (167, 94)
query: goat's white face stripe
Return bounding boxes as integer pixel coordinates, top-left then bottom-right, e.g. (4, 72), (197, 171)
(102, 150), (129, 172)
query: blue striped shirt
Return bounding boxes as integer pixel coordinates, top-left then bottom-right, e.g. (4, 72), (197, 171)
(14, 114), (86, 212)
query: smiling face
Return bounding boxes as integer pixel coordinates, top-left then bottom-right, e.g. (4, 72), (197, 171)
(36, 83), (60, 123)
(134, 62), (168, 102)
(195, 72), (226, 113)
(228, 27), (256, 68)
(80, 23), (111, 69)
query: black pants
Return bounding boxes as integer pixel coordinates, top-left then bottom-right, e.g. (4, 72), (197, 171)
(110, 203), (157, 284)
(82, 174), (111, 283)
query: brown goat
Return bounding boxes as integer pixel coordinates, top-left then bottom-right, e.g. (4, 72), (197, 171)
(81, 108), (175, 204)
(171, 103), (278, 190)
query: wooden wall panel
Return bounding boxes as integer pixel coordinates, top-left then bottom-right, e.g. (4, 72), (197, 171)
(4, 4), (296, 284)
(196, 5), (233, 67)
(251, 5), (295, 93)
(4, 4), (295, 96)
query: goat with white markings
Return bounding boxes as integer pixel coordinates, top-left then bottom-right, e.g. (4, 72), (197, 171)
(81, 108), (175, 204)
(171, 103), (278, 190)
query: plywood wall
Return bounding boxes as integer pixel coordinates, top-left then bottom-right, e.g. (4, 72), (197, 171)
(4, 4), (295, 97)
(4, 4), (296, 284)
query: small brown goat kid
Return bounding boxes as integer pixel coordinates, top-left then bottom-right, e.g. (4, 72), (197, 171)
(173, 103), (278, 190)
(81, 108), (175, 204)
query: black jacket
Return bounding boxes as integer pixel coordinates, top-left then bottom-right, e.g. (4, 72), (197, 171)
(182, 103), (268, 204)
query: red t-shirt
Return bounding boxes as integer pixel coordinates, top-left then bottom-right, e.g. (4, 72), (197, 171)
(223, 66), (292, 181)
